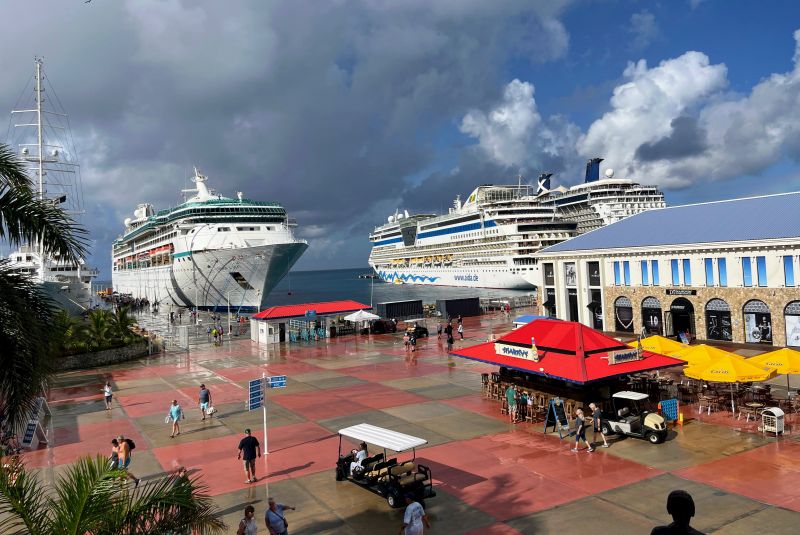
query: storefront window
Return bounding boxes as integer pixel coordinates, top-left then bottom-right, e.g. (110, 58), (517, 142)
(614, 296), (634, 332)
(784, 256), (795, 287)
(742, 256), (753, 287)
(671, 259), (680, 286)
(704, 258), (714, 287)
(587, 261), (600, 287)
(544, 287), (557, 318)
(641, 296), (662, 335)
(641, 260), (649, 286)
(756, 256), (767, 287)
(705, 298), (732, 341)
(651, 260), (659, 285)
(718, 258), (727, 287)
(564, 262), (577, 287)
(785, 301), (800, 347)
(743, 299), (772, 344)
(544, 263), (555, 286)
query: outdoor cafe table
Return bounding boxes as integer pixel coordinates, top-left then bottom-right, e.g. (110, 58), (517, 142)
(740, 401), (765, 421)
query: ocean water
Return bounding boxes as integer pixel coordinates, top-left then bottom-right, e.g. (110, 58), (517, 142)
(96, 268), (534, 309)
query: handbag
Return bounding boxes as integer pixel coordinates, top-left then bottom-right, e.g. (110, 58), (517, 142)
(207, 406), (216, 414)
(164, 415), (171, 424)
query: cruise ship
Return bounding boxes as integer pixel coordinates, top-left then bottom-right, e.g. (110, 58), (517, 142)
(367, 158), (666, 289)
(4, 59), (99, 314)
(112, 169), (308, 312)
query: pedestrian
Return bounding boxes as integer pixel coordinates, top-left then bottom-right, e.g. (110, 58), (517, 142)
(237, 428), (261, 483)
(409, 333), (417, 352)
(457, 314), (462, 325)
(206, 325), (211, 339)
(403, 331), (410, 350)
(457, 323), (464, 340)
(505, 384), (517, 423)
(116, 434), (140, 487)
(265, 496), (295, 535)
(399, 493), (431, 535)
(102, 381), (113, 410)
(237, 505), (258, 535)
(436, 322), (442, 339)
(444, 321), (453, 338)
(178, 310), (183, 323)
(446, 333), (454, 352)
(199, 383), (213, 420)
(167, 399), (184, 438)
(571, 408), (594, 452)
(109, 438), (120, 469)
(651, 490), (704, 535)
(589, 402), (609, 448)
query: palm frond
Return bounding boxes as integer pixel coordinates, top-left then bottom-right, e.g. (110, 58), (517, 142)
(48, 455), (119, 535)
(0, 456), (54, 535)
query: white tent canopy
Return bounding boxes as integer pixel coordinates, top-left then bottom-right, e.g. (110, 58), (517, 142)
(343, 310), (380, 322)
(338, 423), (427, 452)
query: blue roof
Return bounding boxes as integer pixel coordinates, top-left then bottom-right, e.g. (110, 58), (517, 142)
(513, 315), (552, 324)
(541, 192), (800, 253)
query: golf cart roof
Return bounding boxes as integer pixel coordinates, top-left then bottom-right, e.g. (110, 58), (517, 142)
(613, 391), (649, 401)
(338, 424), (428, 452)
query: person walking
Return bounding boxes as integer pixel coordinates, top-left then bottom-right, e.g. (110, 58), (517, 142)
(589, 402), (609, 448)
(116, 434), (140, 487)
(571, 408), (594, 452)
(457, 323), (464, 340)
(505, 384), (517, 423)
(109, 438), (120, 469)
(651, 490), (704, 535)
(237, 428), (261, 483)
(403, 331), (410, 350)
(446, 332), (454, 352)
(265, 496), (295, 535)
(409, 333), (417, 352)
(237, 505), (259, 535)
(102, 381), (113, 410)
(199, 384), (213, 420)
(168, 399), (184, 438)
(399, 493), (431, 535)
(436, 322), (442, 340)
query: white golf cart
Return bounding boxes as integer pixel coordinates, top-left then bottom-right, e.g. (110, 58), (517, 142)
(335, 423), (436, 508)
(600, 391), (668, 444)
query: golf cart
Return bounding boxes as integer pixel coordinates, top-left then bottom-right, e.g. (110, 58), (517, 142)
(601, 391), (668, 444)
(335, 423), (436, 508)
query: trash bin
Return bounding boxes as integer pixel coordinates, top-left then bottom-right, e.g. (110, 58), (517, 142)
(761, 407), (785, 435)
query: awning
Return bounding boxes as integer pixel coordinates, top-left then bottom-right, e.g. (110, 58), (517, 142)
(343, 310), (380, 322)
(338, 423), (428, 452)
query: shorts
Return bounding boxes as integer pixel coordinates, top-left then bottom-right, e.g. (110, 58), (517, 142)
(200, 402), (209, 411)
(243, 458), (256, 471)
(118, 457), (131, 470)
(105, 395), (112, 402)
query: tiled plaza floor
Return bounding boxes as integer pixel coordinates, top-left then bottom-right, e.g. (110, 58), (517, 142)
(34, 312), (800, 534)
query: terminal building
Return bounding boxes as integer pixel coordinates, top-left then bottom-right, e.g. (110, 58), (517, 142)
(533, 192), (800, 348)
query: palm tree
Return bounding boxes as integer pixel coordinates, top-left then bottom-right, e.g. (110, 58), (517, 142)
(110, 306), (138, 344)
(0, 143), (87, 429)
(82, 309), (114, 350)
(0, 455), (226, 534)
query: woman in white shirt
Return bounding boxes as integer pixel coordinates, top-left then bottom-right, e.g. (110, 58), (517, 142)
(349, 442), (369, 476)
(102, 382), (113, 410)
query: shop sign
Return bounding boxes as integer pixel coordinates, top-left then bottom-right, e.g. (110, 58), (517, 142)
(666, 289), (697, 296)
(494, 340), (538, 361)
(608, 348), (641, 365)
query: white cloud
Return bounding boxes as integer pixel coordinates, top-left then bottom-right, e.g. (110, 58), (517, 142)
(629, 10), (659, 50)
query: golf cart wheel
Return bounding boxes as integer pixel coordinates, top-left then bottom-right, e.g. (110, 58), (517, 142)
(600, 422), (612, 436)
(387, 490), (400, 508)
(646, 432), (660, 444)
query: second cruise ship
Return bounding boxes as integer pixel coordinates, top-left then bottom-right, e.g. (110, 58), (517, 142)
(367, 158), (666, 289)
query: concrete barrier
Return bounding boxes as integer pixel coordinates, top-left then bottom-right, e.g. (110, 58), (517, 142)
(56, 342), (149, 371)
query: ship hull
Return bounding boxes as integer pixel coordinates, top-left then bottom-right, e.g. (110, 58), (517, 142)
(372, 266), (535, 290)
(113, 242), (308, 311)
(41, 281), (94, 315)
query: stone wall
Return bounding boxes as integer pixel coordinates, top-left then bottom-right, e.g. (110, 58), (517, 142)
(56, 342), (149, 371)
(603, 285), (799, 346)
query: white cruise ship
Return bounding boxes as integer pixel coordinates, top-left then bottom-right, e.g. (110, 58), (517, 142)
(112, 170), (308, 312)
(4, 59), (99, 314)
(367, 158), (666, 289)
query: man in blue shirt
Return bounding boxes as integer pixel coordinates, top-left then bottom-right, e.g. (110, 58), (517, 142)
(198, 384), (212, 420)
(265, 497), (295, 535)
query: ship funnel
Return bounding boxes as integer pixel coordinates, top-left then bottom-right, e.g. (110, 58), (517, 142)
(537, 173), (552, 194)
(584, 157), (604, 183)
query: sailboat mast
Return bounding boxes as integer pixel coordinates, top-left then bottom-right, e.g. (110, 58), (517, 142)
(35, 57), (46, 279)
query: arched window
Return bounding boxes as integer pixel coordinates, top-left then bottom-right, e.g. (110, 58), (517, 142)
(641, 297), (662, 335)
(705, 298), (732, 341)
(743, 300), (772, 345)
(614, 296), (634, 332)
(785, 301), (800, 348)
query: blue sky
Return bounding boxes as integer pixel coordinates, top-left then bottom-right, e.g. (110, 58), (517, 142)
(2, 0), (800, 275)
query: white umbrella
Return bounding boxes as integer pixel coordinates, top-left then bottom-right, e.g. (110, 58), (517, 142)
(343, 309), (380, 322)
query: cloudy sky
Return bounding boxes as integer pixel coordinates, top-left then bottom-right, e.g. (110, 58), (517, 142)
(2, 0), (800, 277)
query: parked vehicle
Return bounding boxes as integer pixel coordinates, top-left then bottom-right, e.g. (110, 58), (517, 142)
(368, 319), (397, 334)
(601, 391), (668, 444)
(406, 324), (429, 338)
(335, 423), (436, 508)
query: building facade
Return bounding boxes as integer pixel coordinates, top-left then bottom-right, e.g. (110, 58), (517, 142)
(533, 193), (800, 348)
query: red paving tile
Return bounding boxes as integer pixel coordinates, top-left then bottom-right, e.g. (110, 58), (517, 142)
(177, 382), (245, 406)
(107, 363), (208, 380)
(676, 440), (800, 512)
(463, 523), (524, 535)
(324, 382), (428, 409)
(340, 360), (450, 382)
(271, 391), (372, 420)
(442, 395), (510, 422)
(49, 385), (104, 404)
(214, 366), (263, 382)
(23, 419), (146, 468)
(117, 388), (195, 418)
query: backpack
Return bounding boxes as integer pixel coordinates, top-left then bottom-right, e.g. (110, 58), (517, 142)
(125, 438), (136, 450)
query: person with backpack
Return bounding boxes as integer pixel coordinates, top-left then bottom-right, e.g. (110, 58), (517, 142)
(168, 399), (185, 438)
(116, 434), (140, 487)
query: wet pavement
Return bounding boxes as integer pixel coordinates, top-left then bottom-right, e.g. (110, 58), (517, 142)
(35, 311), (800, 534)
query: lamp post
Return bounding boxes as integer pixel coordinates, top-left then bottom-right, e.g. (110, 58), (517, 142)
(227, 290), (232, 339)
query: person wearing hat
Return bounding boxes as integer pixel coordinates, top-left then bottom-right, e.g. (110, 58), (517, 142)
(399, 493), (430, 535)
(237, 428), (261, 484)
(651, 490), (704, 534)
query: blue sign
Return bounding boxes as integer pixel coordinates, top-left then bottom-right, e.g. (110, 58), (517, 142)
(267, 375), (287, 389)
(247, 378), (263, 411)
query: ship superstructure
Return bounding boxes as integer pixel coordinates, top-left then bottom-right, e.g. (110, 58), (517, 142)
(367, 158), (666, 289)
(111, 169), (307, 311)
(3, 58), (99, 313)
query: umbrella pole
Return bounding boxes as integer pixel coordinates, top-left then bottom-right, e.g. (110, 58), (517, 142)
(731, 384), (735, 415)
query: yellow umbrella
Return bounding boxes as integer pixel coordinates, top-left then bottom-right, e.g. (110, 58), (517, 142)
(670, 344), (744, 367)
(685, 355), (776, 413)
(628, 335), (686, 355)
(747, 347), (800, 391)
